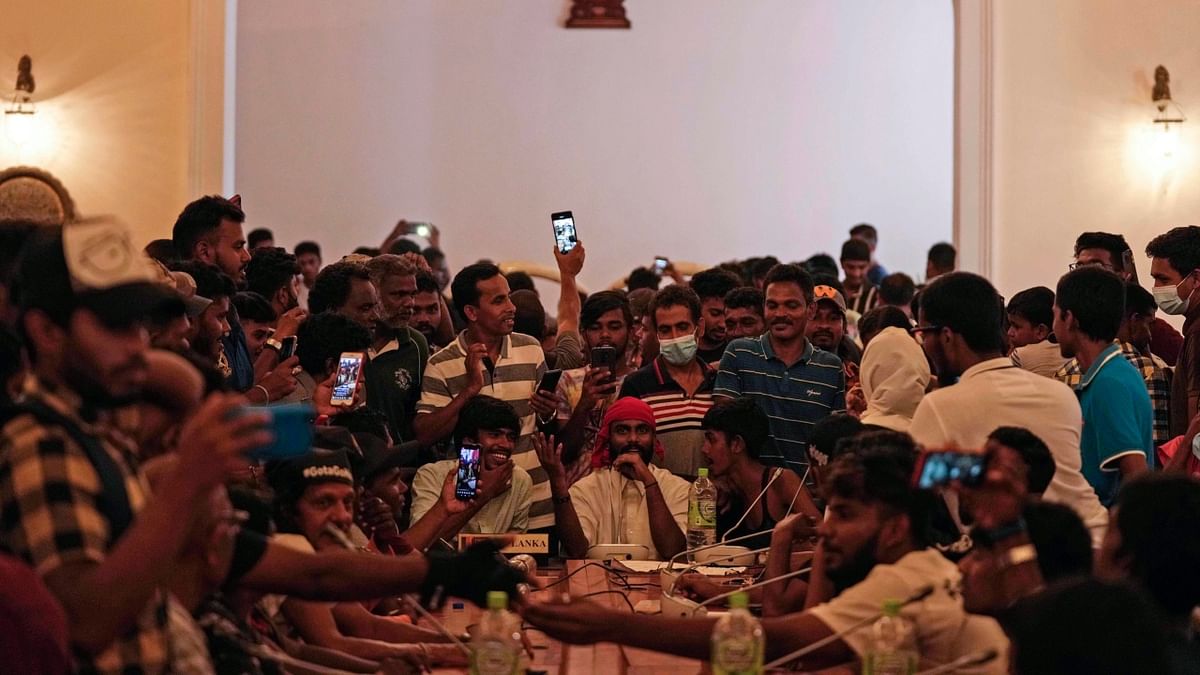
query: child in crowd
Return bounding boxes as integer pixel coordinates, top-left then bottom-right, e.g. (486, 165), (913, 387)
(1007, 287), (1068, 378)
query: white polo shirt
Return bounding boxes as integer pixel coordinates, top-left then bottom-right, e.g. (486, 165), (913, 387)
(909, 358), (1108, 547)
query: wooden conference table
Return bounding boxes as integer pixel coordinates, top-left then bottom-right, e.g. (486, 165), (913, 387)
(432, 559), (703, 674)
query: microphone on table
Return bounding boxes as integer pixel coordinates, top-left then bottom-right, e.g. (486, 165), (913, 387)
(665, 544), (774, 595)
(762, 584), (936, 671)
(659, 544), (774, 617)
(696, 566), (813, 610)
(914, 649), (1000, 675)
(663, 527), (775, 572)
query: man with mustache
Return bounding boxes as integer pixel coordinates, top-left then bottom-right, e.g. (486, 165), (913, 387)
(524, 432), (1008, 673)
(536, 397), (690, 560)
(363, 254), (430, 442)
(715, 264), (847, 475)
(415, 263), (554, 529)
(806, 284), (862, 376)
(169, 261), (236, 369)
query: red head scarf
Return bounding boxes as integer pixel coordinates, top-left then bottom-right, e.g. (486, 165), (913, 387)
(590, 397), (665, 469)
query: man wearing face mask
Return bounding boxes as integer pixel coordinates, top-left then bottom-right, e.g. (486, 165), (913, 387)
(1146, 226), (1200, 445)
(535, 397), (690, 560)
(618, 285), (717, 477)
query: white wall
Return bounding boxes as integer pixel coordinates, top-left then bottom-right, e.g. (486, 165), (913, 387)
(991, 0), (1200, 300)
(0, 0), (199, 243)
(235, 1), (952, 290)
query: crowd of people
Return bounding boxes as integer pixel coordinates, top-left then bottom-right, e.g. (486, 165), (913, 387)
(0, 198), (1198, 673)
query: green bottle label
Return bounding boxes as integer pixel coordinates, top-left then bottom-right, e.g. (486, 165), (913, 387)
(689, 499), (716, 527)
(712, 637), (763, 675)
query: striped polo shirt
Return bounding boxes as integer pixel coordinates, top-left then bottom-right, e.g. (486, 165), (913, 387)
(713, 335), (846, 473)
(416, 331), (551, 528)
(618, 357), (716, 478)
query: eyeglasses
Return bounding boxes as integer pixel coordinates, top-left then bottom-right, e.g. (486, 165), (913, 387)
(1068, 260), (1116, 272)
(908, 324), (944, 335)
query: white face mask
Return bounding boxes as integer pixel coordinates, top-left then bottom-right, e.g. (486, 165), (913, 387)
(658, 334), (698, 365)
(1153, 274), (1195, 315)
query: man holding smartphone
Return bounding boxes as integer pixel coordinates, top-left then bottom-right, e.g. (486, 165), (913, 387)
(410, 396), (532, 538)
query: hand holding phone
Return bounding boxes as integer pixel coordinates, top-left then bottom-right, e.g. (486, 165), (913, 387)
(455, 444), (482, 501)
(538, 369), (564, 394)
(551, 211), (578, 254)
(590, 346), (618, 381)
(279, 336), (298, 360)
(912, 450), (986, 490)
(654, 257), (670, 275)
(331, 352), (365, 407)
(234, 403), (315, 461)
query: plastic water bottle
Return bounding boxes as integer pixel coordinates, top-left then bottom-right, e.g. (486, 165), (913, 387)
(688, 467), (717, 561)
(470, 591), (522, 675)
(711, 591), (764, 675)
(862, 599), (918, 675)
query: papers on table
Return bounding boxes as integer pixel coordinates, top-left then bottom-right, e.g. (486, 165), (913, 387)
(613, 560), (746, 575)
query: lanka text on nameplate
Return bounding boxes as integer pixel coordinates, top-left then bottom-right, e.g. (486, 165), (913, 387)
(457, 533), (550, 554)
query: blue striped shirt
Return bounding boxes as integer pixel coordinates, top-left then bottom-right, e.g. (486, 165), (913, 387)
(713, 336), (846, 472)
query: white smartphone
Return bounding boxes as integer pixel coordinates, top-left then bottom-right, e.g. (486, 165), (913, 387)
(331, 351), (365, 407)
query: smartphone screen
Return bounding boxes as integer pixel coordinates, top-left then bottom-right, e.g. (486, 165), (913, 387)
(279, 336), (298, 360)
(455, 444), (482, 500)
(331, 352), (365, 406)
(654, 257), (669, 274)
(552, 211), (578, 254)
(915, 451), (986, 490)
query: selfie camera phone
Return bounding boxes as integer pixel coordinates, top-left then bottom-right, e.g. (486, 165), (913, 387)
(551, 211), (578, 254)
(331, 351), (365, 407)
(538, 369), (564, 394)
(236, 403), (315, 461)
(654, 257), (669, 274)
(913, 451), (987, 490)
(279, 335), (298, 360)
(455, 443), (482, 501)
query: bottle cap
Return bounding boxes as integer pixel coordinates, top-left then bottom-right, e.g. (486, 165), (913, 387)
(487, 591), (508, 610)
(728, 591), (749, 609)
(882, 598), (902, 617)
(698, 468), (709, 477)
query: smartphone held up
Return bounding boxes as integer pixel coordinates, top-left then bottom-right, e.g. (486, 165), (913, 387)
(551, 211), (578, 254)
(456, 443), (482, 501)
(331, 351), (365, 407)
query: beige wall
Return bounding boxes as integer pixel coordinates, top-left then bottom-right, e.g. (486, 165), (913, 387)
(990, 0), (1200, 300)
(0, 0), (224, 245)
(234, 1), (954, 291)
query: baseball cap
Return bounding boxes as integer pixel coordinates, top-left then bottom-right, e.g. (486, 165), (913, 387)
(15, 219), (183, 328)
(813, 285), (848, 314)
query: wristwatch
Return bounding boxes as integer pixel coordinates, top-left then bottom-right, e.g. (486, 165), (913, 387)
(264, 337), (284, 352)
(552, 494), (572, 506)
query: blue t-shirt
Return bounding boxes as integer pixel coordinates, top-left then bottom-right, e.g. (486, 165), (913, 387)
(713, 336), (845, 473)
(1076, 343), (1154, 506)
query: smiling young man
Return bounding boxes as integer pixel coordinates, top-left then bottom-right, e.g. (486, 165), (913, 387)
(840, 239), (878, 315)
(410, 396), (532, 538)
(689, 267), (743, 364)
(806, 284), (862, 373)
(715, 264), (846, 475)
(618, 285), (717, 477)
(536, 397), (690, 560)
(723, 286), (766, 340)
(1146, 226), (1200, 446)
(414, 263), (551, 528)
(524, 438), (1008, 673)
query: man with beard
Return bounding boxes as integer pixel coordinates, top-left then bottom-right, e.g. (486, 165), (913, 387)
(806, 284), (863, 375)
(411, 396), (532, 537)
(909, 272), (1109, 547)
(689, 267), (742, 364)
(0, 220), (276, 674)
(715, 264), (846, 474)
(415, 263), (552, 528)
(523, 433), (1009, 673)
(412, 270), (446, 350)
(309, 261), (381, 332)
(173, 195), (298, 402)
(245, 247), (304, 323)
(232, 292), (276, 360)
(364, 254), (430, 442)
(171, 261), (236, 370)
(535, 397), (690, 560)
(555, 291), (636, 478)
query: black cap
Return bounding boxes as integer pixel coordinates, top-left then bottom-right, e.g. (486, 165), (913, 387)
(15, 220), (183, 328)
(265, 449), (355, 497)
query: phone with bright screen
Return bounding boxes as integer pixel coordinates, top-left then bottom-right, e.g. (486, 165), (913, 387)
(654, 257), (669, 274)
(455, 443), (482, 500)
(552, 211), (578, 254)
(913, 451), (986, 490)
(331, 352), (365, 407)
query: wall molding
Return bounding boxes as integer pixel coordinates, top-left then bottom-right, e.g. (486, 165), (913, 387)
(953, 0), (995, 278)
(187, 0), (228, 198)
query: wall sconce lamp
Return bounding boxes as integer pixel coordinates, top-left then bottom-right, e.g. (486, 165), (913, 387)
(5, 55), (37, 148)
(1152, 65), (1186, 158)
